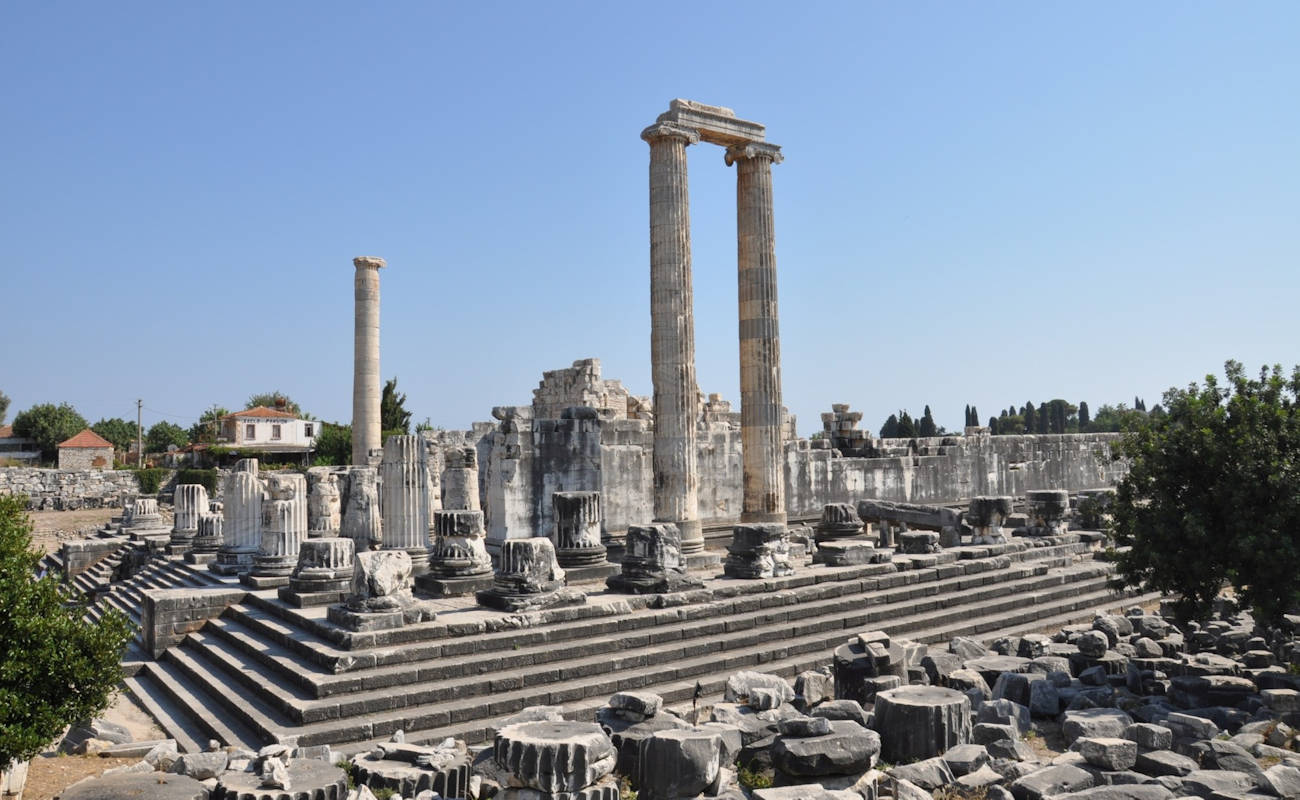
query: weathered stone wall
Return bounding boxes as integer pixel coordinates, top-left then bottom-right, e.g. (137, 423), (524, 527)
(480, 414), (1125, 539)
(0, 468), (142, 510)
(57, 446), (113, 471)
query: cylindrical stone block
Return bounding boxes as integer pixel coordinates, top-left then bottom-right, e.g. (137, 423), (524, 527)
(493, 538), (565, 595)
(551, 491), (607, 568)
(728, 142), (786, 525)
(290, 536), (355, 594)
(815, 502), (864, 542)
(307, 468), (343, 536)
(493, 721), (616, 794)
(193, 512), (224, 554)
(643, 122), (703, 554)
(872, 685), (972, 763)
(637, 729), (722, 800)
(171, 484), (209, 544)
(380, 435), (430, 573)
(440, 446), (480, 512)
(255, 497), (305, 576)
(1027, 489), (1070, 535)
(340, 465), (382, 553)
(219, 463), (262, 567)
(429, 509), (492, 577)
(351, 256), (385, 466)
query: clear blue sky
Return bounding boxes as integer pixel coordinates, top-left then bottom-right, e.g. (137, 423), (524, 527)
(3, 2), (1297, 437)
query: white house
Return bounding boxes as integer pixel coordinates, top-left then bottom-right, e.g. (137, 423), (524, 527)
(219, 407), (317, 456)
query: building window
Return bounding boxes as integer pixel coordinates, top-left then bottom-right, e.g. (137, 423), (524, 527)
(271, 424), (282, 441)
(245, 424), (256, 440)
(303, 423), (314, 437)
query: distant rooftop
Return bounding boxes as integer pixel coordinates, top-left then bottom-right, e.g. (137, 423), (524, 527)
(58, 428), (114, 449)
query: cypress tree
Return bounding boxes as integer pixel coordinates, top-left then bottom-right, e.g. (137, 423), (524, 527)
(919, 405), (937, 437)
(897, 411), (916, 438)
(1037, 402), (1050, 434)
(1079, 401), (1091, 430)
(880, 414), (900, 438)
(1023, 403), (1036, 434)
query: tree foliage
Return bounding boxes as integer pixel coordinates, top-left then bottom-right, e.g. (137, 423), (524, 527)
(381, 378), (412, 435)
(145, 421), (189, 453)
(918, 406), (937, 437)
(0, 494), (134, 764)
(245, 392), (302, 417)
(90, 418), (136, 452)
(312, 422), (352, 466)
(12, 403), (88, 462)
(1112, 361), (1300, 624)
(187, 405), (230, 445)
(0, 391), (9, 426)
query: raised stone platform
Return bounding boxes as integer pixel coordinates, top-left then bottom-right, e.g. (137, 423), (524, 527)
(106, 532), (1157, 756)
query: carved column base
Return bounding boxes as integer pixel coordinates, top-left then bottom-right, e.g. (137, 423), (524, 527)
(724, 523), (794, 580)
(210, 546), (257, 575)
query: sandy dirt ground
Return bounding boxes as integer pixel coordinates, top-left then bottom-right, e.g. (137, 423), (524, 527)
(25, 508), (119, 555)
(19, 692), (166, 799)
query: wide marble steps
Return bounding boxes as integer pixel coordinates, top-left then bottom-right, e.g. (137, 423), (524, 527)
(117, 534), (1156, 754)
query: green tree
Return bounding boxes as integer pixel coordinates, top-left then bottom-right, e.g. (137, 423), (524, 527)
(1036, 402), (1050, 434)
(0, 391), (9, 426)
(311, 422), (352, 466)
(245, 392), (303, 417)
(1112, 361), (1300, 624)
(90, 418), (135, 452)
(1022, 403), (1036, 434)
(187, 405), (230, 444)
(969, 405), (978, 428)
(964, 405), (972, 427)
(145, 421), (189, 453)
(1078, 401), (1091, 429)
(0, 494), (134, 764)
(897, 411), (917, 438)
(879, 414), (900, 438)
(12, 403), (88, 462)
(918, 405), (937, 437)
(381, 378), (412, 435)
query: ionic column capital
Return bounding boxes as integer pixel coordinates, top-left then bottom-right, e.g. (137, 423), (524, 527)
(353, 256), (386, 270)
(641, 122), (700, 145)
(725, 142), (783, 167)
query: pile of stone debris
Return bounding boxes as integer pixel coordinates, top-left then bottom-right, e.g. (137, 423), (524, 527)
(53, 596), (1300, 800)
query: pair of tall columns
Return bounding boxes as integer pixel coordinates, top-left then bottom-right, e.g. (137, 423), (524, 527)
(643, 124), (787, 543)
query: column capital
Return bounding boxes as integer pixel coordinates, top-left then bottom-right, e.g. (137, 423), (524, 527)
(725, 141), (783, 167)
(353, 256), (386, 270)
(641, 122), (700, 145)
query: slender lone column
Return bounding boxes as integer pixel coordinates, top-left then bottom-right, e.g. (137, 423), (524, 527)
(380, 435), (430, 573)
(642, 121), (704, 553)
(727, 142), (787, 524)
(352, 256), (386, 466)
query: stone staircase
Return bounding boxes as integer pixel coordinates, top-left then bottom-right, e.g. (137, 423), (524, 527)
(117, 534), (1159, 755)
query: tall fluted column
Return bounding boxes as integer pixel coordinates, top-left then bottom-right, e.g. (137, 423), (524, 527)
(727, 142), (787, 524)
(643, 121), (704, 554)
(171, 484), (209, 547)
(352, 256), (386, 466)
(380, 435), (430, 574)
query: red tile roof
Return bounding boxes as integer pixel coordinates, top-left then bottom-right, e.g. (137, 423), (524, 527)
(58, 429), (114, 449)
(225, 406), (297, 420)
(0, 425), (12, 438)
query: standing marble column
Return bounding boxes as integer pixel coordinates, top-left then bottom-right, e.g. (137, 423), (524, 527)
(726, 142), (787, 525)
(642, 121), (704, 554)
(213, 458), (262, 574)
(380, 435), (430, 574)
(352, 256), (385, 466)
(170, 484), (209, 549)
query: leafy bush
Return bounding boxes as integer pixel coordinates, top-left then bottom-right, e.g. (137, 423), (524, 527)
(175, 468), (218, 495)
(0, 494), (135, 764)
(133, 467), (167, 494)
(12, 403), (88, 462)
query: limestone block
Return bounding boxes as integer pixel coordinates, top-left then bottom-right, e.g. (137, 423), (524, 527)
(607, 522), (700, 594)
(347, 550), (414, 612)
(551, 491), (607, 567)
(637, 728), (722, 799)
(1026, 489), (1070, 536)
(968, 496), (1013, 544)
(724, 523), (793, 579)
(429, 509), (492, 577)
(306, 468), (343, 535)
(772, 720), (879, 778)
(872, 685), (971, 763)
(60, 773), (209, 800)
(290, 537), (355, 594)
(1078, 737), (1137, 771)
(341, 466), (382, 552)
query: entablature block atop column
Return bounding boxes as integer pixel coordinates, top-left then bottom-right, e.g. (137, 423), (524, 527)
(651, 98), (766, 147)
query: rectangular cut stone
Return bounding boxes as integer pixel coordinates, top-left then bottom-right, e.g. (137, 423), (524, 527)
(657, 98), (766, 146)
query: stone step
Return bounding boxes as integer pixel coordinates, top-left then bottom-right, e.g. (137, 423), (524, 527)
(177, 567), (1127, 748)
(336, 582), (1162, 753)
(123, 674), (208, 755)
(139, 656), (265, 750)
